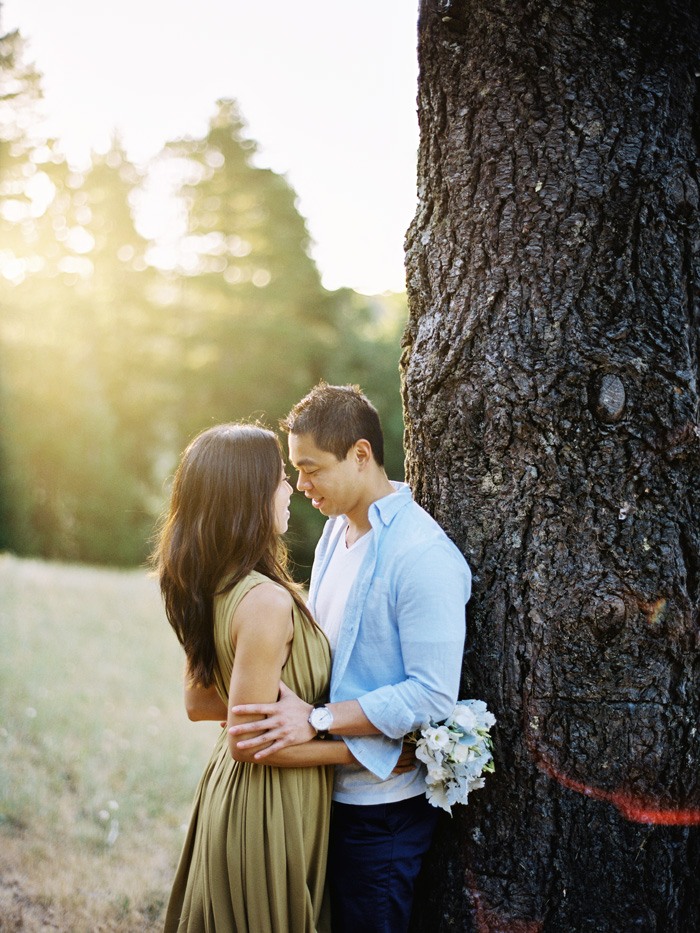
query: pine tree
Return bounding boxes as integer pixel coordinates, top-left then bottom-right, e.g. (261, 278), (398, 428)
(161, 99), (329, 442)
(0, 28), (162, 563)
(404, 2), (700, 929)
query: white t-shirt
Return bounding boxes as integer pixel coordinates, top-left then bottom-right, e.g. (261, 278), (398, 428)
(314, 517), (426, 804)
(314, 523), (371, 656)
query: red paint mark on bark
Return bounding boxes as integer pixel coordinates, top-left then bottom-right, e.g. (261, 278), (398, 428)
(533, 752), (700, 825)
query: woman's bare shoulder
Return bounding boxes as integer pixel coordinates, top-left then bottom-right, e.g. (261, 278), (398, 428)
(233, 578), (293, 636)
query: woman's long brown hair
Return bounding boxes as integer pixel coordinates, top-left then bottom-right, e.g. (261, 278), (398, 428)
(152, 423), (310, 687)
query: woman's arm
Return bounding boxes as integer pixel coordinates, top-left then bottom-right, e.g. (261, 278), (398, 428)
(183, 664), (228, 722)
(226, 581), (353, 768)
(254, 737), (355, 767)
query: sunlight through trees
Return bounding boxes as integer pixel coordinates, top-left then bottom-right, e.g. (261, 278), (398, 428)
(0, 28), (406, 572)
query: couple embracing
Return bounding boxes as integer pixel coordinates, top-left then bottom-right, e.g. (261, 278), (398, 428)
(154, 383), (472, 933)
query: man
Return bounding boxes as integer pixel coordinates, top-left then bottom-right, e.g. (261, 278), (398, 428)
(230, 383), (471, 932)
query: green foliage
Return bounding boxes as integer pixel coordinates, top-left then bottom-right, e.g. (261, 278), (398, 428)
(0, 40), (408, 572)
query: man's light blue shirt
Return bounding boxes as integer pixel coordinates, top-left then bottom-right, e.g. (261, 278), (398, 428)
(308, 483), (471, 802)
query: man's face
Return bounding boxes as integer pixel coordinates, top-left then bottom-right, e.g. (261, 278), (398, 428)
(287, 432), (362, 518)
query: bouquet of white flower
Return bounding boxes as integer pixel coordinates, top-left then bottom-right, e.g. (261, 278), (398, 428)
(412, 699), (496, 814)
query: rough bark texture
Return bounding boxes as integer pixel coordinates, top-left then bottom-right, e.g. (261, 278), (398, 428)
(402, 1), (700, 930)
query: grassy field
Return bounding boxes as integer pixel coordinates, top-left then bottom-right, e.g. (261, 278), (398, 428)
(0, 554), (221, 931)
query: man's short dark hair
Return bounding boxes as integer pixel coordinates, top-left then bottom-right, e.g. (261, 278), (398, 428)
(281, 382), (385, 466)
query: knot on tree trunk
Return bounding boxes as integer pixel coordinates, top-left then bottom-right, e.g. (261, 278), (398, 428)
(592, 372), (626, 423)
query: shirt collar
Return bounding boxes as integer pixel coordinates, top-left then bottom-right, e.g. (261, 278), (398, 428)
(368, 481), (411, 528)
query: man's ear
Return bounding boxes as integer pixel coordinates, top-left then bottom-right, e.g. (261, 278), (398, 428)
(353, 439), (373, 466)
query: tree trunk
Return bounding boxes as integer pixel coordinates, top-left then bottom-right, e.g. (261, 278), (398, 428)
(402, 1), (700, 929)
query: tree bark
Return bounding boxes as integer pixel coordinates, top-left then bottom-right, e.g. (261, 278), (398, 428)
(402, 1), (700, 929)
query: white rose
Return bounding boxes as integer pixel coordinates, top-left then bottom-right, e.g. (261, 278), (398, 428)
(449, 704), (478, 732)
(424, 725), (451, 751)
(450, 740), (472, 764)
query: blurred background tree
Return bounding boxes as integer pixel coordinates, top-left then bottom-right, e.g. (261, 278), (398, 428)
(0, 31), (407, 576)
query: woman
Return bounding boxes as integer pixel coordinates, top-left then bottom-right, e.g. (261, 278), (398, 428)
(153, 423), (354, 933)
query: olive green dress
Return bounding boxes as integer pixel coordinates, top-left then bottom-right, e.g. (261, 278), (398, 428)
(164, 572), (333, 933)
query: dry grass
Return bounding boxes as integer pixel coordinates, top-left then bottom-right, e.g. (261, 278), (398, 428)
(0, 554), (220, 931)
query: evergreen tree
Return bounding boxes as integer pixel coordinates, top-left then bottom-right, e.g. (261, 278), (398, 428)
(0, 64), (409, 571)
(161, 99), (329, 442)
(0, 25), (51, 554)
(0, 27), (44, 262)
(0, 28), (163, 563)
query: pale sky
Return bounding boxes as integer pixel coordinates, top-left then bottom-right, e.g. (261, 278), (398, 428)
(2, 0), (420, 294)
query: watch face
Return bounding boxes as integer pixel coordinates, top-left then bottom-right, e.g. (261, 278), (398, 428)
(311, 706), (333, 731)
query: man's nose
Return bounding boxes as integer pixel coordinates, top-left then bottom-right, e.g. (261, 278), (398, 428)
(296, 473), (310, 491)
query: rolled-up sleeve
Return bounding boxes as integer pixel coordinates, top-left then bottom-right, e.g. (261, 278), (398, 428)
(358, 543), (470, 742)
(342, 733), (404, 781)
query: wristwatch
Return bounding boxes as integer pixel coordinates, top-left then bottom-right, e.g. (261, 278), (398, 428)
(308, 703), (334, 738)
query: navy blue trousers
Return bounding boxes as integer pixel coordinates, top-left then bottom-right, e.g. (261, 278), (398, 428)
(327, 794), (439, 933)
